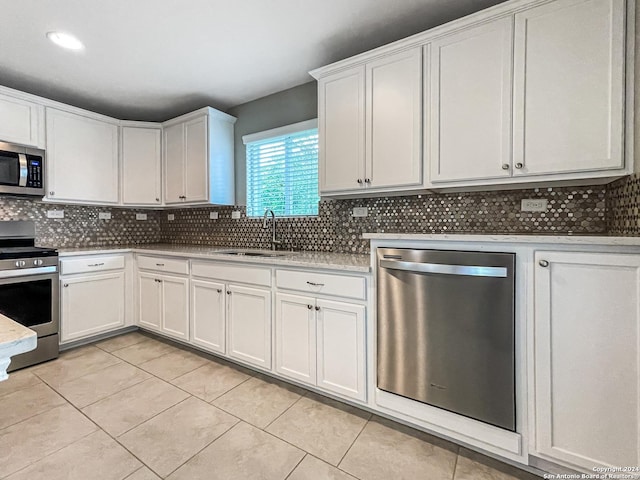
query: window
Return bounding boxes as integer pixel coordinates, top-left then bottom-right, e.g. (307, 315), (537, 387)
(244, 119), (319, 217)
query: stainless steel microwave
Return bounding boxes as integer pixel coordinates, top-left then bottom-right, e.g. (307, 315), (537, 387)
(0, 142), (45, 196)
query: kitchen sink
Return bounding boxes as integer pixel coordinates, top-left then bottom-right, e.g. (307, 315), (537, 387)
(218, 250), (296, 258)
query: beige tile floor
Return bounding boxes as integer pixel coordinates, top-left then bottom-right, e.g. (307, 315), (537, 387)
(0, 332), (541, 479)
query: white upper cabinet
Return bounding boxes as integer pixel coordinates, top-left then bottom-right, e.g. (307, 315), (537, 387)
(46, 108), (119, 204)
(430, 18), (513, 183)
(513, 0), (626, 177)
(163, 107), (236, 206)
(318, 66), (366, 193)
(315, 47), (423, 196)
(533, 251), (640, 472)
(121, 124), (162, 206)
(0, 89), (44, 148)
(366, 47), (423, 190)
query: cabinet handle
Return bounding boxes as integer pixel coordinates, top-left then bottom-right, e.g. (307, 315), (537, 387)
(155, 198), (160, 202)
(216, 288), (222, 293)
(357, 179), (363, 184)
(515, 162), (524, 169)
(307, 304), (313, 310)
(226, 290), (231, 295)
(501, 164), (509, 170)
(306, 281), (325, 287)
(63, 283), (68, 287)
(315, 306), (320, 311)
(155, 279), (162, 283)
(156, 263), (165, 267)
(539, 260), (549, 268)
(87, 262), (104, 267)
(364, 178), (371, 184)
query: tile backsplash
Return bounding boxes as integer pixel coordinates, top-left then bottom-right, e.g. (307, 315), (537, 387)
(0, 179), (633, 253)
(160, 184), (607, 254)
(0, 197), (161, 248)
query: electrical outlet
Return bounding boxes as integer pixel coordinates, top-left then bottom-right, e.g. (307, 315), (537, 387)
(136, 213), (147, 221)
(352, 207), (368, 217)
(98, 212), (111, 220)
(209, 211), (219, 220)
(167, 214), (175, 221)
(46, 210), (64, 219)
(521, 199), (548, 212)
(231, 211), (241, 219)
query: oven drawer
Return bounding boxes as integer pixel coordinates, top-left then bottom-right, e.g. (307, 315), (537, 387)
(137, 255), (189, 275)
(276, 269), (366, 300)
(60, 255), (125, 275)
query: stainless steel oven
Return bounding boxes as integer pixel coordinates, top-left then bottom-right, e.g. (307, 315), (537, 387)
(0, 142), (45, 196)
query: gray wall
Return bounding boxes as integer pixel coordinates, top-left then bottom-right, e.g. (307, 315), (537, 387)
(227, 81), (318, 205)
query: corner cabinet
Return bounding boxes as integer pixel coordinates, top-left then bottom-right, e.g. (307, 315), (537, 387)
(314, 46), (424, 196)
(162, 107), (236, 206)
(45, 108), (119, 204)
(121, 123), (162, 206)
(533, 251), (640, 472)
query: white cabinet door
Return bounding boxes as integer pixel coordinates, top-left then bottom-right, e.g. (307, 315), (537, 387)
(228, 284), (271, 369)
(430, 18), (513, 182)
(191, 279), (226, 354)
(163, 122), (185, 204)
(0, 93), (43, 147)
(138, 272), (162, 331)
(275, 293), (316, 385)
(513, 0), (625, 176)
(366, 47), (422, 190)
(318, 66), (366, 194)
(184, 115), (208, 203)
(160, 274), (189, 341)
(316, 299), (365, 401)
(122, 126), (161, 206)
(46, 108), (119, 203)
(61, 272), (125, 342)
(534, 251), (640, 471)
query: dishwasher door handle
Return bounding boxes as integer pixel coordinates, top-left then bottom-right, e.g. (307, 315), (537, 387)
(379, 259), (508, 278)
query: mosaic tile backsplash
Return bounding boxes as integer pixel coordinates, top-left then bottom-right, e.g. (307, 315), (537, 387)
(159, 185), (607, 254)
(606, 173), (640, 235)
(0, 197), (161, 248)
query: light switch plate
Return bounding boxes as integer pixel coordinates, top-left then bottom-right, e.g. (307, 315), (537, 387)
(521, 199), (548, 212)
(209, 211), (219, 220)
(231, 211), (241, 219)
(47, 210), (64, 219)
(98, 212), (111, 220)
(136, 213), (147, 221)
(352, 207), (368, 217)
(167, 214), (175, 221)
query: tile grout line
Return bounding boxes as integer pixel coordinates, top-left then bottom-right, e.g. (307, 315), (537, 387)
(0, 383), (67, 432)
(451, 447), (461, 480)
(261, 390), (307, 431)
(283, 453), (308, 480)
(335, 414), (372, 474)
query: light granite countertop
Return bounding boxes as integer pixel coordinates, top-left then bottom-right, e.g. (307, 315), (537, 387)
(0, 314), (37, 381)
(363, 233), (640, 247)
(56, 244), (372, 273)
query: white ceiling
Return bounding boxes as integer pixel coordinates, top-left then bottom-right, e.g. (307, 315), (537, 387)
(0, 0), (507, 121)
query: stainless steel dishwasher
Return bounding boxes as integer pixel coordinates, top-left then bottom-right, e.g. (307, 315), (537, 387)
(377, 248), (515, 431)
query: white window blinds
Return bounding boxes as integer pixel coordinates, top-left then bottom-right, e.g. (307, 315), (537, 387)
(244, 120), (319, 217)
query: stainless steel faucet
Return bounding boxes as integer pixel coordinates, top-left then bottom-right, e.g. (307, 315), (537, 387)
(262, 209), (282, 251)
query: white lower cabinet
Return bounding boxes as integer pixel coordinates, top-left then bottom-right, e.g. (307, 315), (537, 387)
(137, 271), (189, 341)
(190, 279), (226, 354)
(533, 251), (640, 471)
(227, 284), (271, 369)
(275, 292), (366, 401)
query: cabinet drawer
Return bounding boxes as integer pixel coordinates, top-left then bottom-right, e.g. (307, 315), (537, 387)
(276, 269), (366, 300)
(192, 261), (271, 287)
(60, 255), (125, 275)
(137, 255), (189, 275)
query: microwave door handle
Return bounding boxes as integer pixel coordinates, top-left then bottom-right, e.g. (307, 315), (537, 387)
(18, 154), (27, 187)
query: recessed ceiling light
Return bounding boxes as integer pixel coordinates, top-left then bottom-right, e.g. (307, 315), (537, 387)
(46, 31), (84, 51)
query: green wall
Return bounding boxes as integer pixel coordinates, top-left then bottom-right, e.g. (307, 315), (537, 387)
(227, 81), (318, 205)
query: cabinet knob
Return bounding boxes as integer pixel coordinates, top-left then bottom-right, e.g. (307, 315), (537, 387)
(315, 306), (320, 311)
(63, 283), (68, 287)
(49, 191), (55, 196)
(539, 260), (549, 267)
(515, 162), (524, 169)
(155, 279), (162, 283)
(226, 290), (231, 295)
(307, 304), (313, 310)
(216, 288), (222, 293)
(155, 198), (160, 202)
(357, 179), (363, 184)
(364, 178), (371, 184)
(501, 164), (509, 170)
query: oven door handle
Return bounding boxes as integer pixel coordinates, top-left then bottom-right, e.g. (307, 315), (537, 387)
(379, 259), (507, 278)
(0, 266), (57, 279)
(18, 153), (28, 187)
